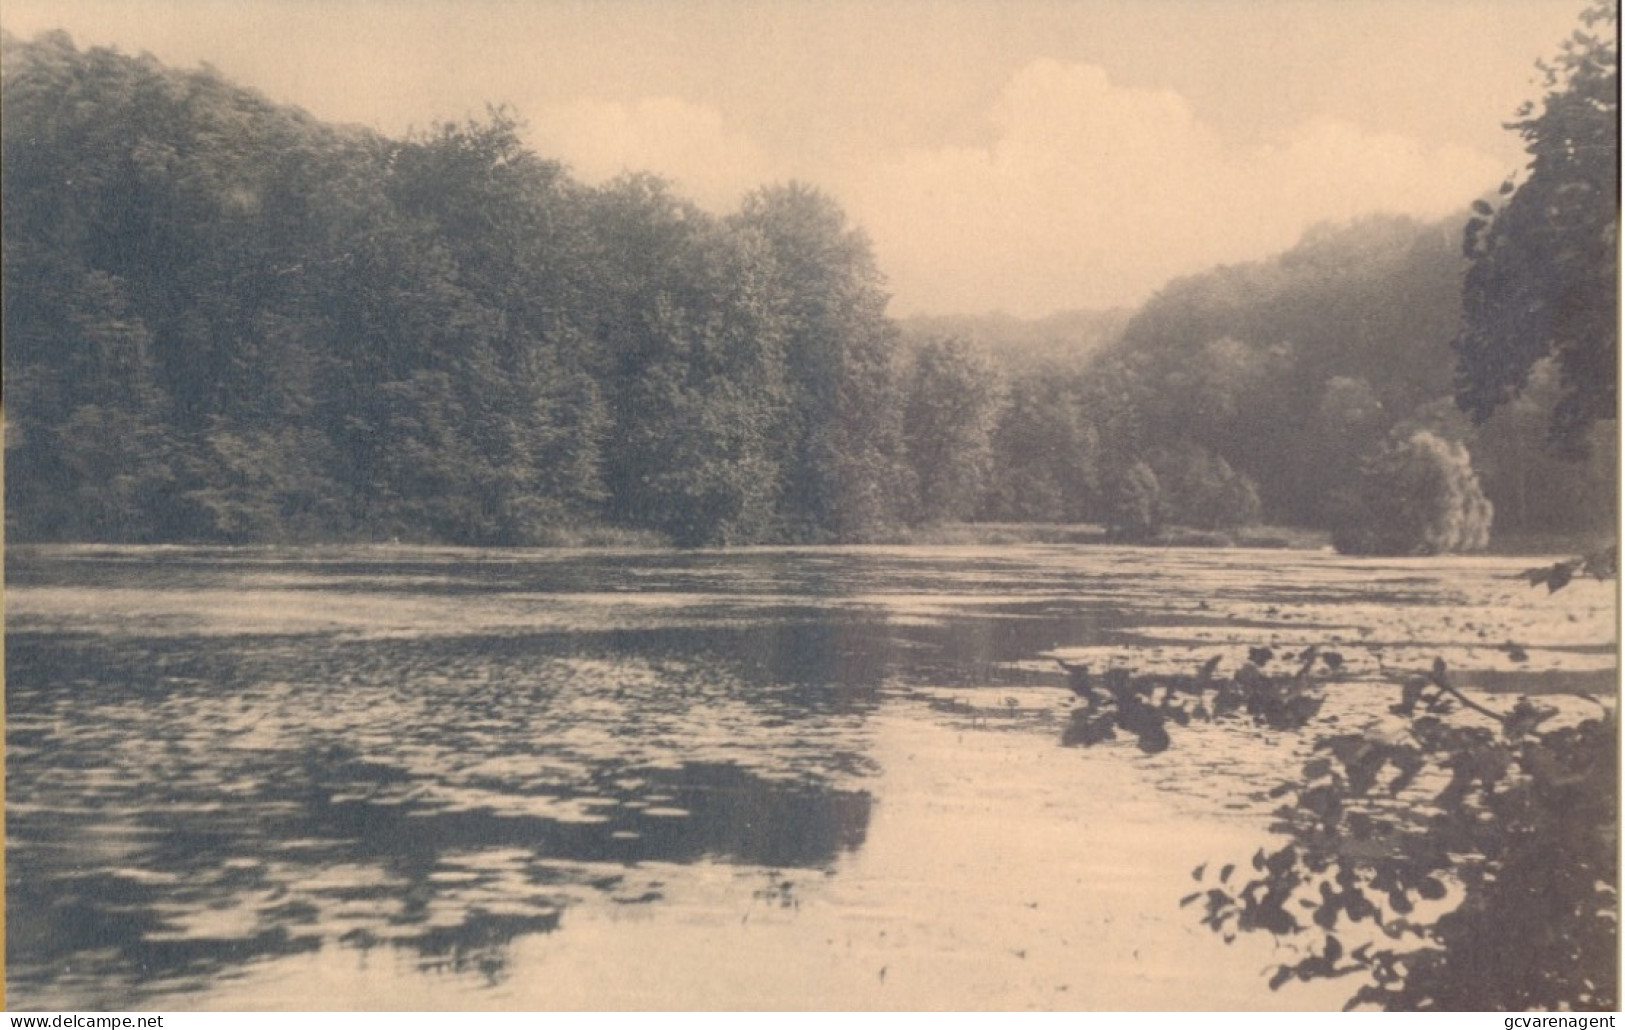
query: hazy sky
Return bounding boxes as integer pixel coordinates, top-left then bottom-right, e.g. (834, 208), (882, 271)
(1, 0), (1588, 317)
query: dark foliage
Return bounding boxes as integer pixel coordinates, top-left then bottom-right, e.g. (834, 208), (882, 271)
(1, 35), (907, 546)
(1101, 462), (1166, 542)
(1330, 430), (1493, 555)
(1518, 545), (1619, 593)
(1062, 645), (1618, 1011)
(1454, 0), (1618, 449)
(979, 366), (1100, 523)
(1058, 648), (1329, 754)
(3, 24), (1614, 547)
(901, 337), (999, 523)
(1189, 657), (1617, 1010)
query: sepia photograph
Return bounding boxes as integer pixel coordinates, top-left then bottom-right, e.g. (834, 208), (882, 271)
(1, 0), (1618, 1012)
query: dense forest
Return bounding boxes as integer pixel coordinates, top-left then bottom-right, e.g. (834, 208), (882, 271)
(3, 30), (1615, 550)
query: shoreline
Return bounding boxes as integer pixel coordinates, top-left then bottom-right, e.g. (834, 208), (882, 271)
(7, 522), (1614, 557)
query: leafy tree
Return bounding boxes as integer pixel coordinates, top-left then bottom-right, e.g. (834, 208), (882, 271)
(1083, 215), (1467, 530)
(1103, 461), (1166, 541)
(10, 29), (1607, 550)
(1189, 659), (1617, 1010)
(1, 254), (182, 539)
(1454, 0), (1618, 448)
(610, 220), (793, 546)
(1059, 644), (1617, 1011)
(1, 31), (398, 539)
(2, 37), (631, 544)
(734, 183), (910, 542)
(1332, 430), (1493, 555)
(1298, 375), (1389, 527)
(368, 115), (608, 541)
(1149, 442), (1262, 531)
(1470, 359), (1619, 539)
(901, 337), (1001, 522)
(185, 419), (344, 541)
(585, 176), (799, 545)
(981, 367), (1100, 523)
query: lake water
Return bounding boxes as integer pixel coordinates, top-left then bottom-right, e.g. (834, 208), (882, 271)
(6, 544), (1616, 1010)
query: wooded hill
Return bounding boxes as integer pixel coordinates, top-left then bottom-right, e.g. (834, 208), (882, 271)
(3, 31), (1614, 549)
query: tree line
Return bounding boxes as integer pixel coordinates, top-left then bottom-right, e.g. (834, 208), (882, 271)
(3, 25), (1615, 551)
(963, 211), (1613, 549)
(3, 31), (913, 546)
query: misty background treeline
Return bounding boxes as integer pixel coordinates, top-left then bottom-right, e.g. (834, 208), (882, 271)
(3, 31), (1615, 549)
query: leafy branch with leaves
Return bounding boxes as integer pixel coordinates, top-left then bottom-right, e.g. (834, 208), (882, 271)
(1516, 544), (1619, 594)
(1058, 645), (1334, 753)
(1454, 0), (1618, 450)
(1061, 642), (1618, 1010)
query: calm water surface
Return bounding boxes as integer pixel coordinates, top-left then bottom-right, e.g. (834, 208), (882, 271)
(6, 544), (1615, 1009)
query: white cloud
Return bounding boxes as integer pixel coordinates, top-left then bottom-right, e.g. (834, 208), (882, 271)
(529, 97), (776, 212)
(517, 60), (1504, 317)
(846, 58), (1504, 317)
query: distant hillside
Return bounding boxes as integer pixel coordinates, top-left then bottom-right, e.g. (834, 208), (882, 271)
(898, 308), (1130, 372)
(1073, 214), (1616, 537)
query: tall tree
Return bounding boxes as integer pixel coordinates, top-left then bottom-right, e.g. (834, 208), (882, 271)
(1146, 441), (1261, 531)
(1, 260), (180, 539)
(981, 367), (1099, 523)
(901, 338), (1001, 522)
(733, 183), (910, 541)
(1331, 430), (1494, 555)
(370, 113), (609, 541)
(1103, 461), (1166, 542)
(607, 214), (793, 545)
(1469, 359), (1618, 538)
(1454, 0), (1618, 448)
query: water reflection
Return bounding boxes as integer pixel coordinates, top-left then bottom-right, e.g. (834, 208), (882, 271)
(10, 545), (1611, 1009)
(8, 610), (882, 1005)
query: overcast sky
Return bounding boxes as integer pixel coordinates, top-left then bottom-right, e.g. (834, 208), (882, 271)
(1, 0), (1588, 317)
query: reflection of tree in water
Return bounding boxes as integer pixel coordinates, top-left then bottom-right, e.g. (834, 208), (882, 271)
(7, 626), (874, 1005)
(339, 911), (565, 987)
(6, 858), (327, 1005)
(6, 549), (1110, 1006)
